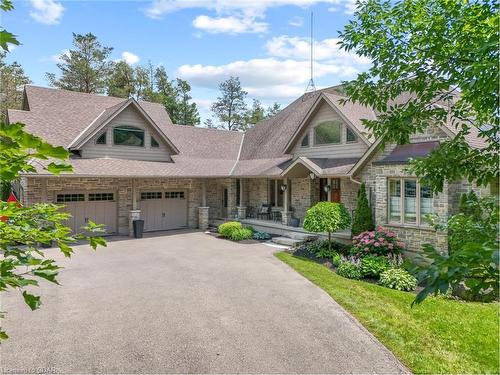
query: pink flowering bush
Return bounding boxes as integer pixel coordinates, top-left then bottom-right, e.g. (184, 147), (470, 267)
(351, 225), (406, 257)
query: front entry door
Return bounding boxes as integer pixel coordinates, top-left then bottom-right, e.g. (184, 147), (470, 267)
(331, 178), (341, 203)
(319, 178), (341, 203)
(221, 188), (228, 218)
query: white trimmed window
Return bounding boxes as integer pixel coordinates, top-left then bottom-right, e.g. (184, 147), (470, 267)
(388, 178), (434, 226)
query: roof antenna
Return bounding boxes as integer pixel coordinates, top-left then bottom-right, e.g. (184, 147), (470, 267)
(304, 11), (316, 94)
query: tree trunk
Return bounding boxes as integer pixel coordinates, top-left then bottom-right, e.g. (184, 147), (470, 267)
(328, 232), (331, 251)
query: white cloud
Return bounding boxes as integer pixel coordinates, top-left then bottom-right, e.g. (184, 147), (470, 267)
(29, 0), (65, 25)
(177, 57), (360, 99)
(289, 16), (304, 27)
(121, 51), (140, 65)
(145, 0), (342, 18)
(193, 14), (268, 34)
(265, 35), (370, 65)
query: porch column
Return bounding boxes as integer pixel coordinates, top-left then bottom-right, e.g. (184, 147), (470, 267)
(281, 178), (292, 226)
(129, 179), (141, 237)
(237, 178), (247, 219)
(198, 179), (209, 230)
(327, 177), (332, 201)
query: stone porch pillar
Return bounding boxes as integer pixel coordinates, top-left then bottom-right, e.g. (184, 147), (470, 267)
(198, 207), (209, 230)
(237, 206), (247, 219)
(129, 209), (141, 237)
(281, 178), (291, 225)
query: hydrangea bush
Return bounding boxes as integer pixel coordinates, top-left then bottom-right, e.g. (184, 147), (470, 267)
(351, 225), (406, 257)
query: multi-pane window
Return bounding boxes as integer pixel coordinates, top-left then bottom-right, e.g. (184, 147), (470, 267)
(346, 127), (357, 142)
(57, 194), (85, 203)
(89, 193), (114, 201)
(113, 126), (145, 147)
(388, 178), (434, 226)
(314, 121), (341, 145)
(301, 133), (309, 147)
(96, 132), (107, 145)
(165, 191), (185, 199)
(141, 192), (162, 200)
(151, 136), (159, 148)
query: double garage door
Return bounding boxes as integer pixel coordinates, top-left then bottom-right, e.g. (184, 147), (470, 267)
(57, 192), (117, 234)
(139, 191), (188, 232)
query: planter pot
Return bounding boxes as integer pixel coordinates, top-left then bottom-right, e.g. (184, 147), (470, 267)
(133, 219), (144, 238)
(290, 218), (300, 227)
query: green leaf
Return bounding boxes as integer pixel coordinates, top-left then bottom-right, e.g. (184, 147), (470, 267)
(0, 29), (19, 51)
(22, 291), (41, 310)
(46, 162), (73, 175)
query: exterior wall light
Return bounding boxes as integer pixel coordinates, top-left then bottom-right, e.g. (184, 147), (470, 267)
(280, 184), (287, 192)
(323, 184), (331, 193)
(309, 172), (316, 180)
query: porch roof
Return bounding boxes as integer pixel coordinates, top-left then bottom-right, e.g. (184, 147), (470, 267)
(373, 141), (440, 165)
(280, 157), (359, 178)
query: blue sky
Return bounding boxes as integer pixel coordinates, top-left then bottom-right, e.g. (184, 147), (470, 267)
(3, 0), (370, 122)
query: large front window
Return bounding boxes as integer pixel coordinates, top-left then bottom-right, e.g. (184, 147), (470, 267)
(314, 121), (341, 145)
(388, 178), (433, 226)
(113, 126), (145, 147)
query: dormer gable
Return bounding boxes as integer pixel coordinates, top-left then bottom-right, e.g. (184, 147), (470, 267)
(68, 98), (178, 154)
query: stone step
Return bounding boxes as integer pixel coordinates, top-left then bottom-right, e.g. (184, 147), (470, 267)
(271, 237), (303, 246)
(284, 232), (318, 241)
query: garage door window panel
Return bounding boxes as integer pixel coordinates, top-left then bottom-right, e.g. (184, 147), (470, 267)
(57, 193), (85, 203)
(89, 193), (114, 201)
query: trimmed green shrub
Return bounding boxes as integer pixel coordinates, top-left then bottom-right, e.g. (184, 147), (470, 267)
(351, 183), (374, 236)
(218, 221), (242, 238)
(229, 227), (253, 241)
(337, 260), (362, 280)
(252, 231), (271, 240)
(303, 202), (351, 251)
(360, 255), (391, 278)
(379, 268), (417, 291)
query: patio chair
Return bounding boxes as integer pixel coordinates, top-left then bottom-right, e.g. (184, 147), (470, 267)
(257, 204), (271, 220)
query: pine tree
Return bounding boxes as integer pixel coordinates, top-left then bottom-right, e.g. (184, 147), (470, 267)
(107, 60), (135, 98)
(351, 183), (374, 236)
(0, 52), (31, 120)
(46, 33), (113, 94)
(210, 76), (247, 131)
(243, 99), (265, 130)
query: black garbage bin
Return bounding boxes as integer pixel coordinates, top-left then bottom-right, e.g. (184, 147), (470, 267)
(133, 219), (144, 238)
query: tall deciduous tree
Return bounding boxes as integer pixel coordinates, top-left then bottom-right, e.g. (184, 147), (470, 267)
(0, 52), (31, 120)
(339, 0), (499, 192)
(46, 33), (113, 94)
(211, 76), (248, 131)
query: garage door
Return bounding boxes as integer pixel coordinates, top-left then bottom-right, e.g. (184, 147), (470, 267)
(139, 191), (188, 232)
(57, 192), (117, 234)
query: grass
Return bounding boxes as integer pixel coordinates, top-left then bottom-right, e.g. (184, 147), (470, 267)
(275, 252), (499, 374)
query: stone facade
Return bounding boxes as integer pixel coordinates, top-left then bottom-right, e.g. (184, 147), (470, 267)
(21, 176), (205, 235)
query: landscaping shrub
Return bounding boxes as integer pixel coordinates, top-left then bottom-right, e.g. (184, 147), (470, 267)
(218, 221), (242, 238)
(351, 225), (405, 257)
(228, 227), (253, 241)
(360, 255), (391, 278)
(252, 231), (271, 241)
(379, 268), (417, 291)
(336, 259), (362, 280)
(331, 253), (341, 267)
(306, 239), (350, 259)
(411, 195), (499, 303)
(351, 183), (374, 236)
(303, 202), (351, 251)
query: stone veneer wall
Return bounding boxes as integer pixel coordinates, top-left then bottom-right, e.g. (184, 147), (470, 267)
(22, 176), (204, 235)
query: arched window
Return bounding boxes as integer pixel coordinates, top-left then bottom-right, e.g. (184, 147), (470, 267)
(113, 126), (145, 147)
(314, 121), (341, 145)
(96, 132), (107, 145)
(301, 133), (309, 147)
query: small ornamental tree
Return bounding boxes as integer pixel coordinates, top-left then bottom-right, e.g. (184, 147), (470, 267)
(303, 202), (351, 251)
(351, 183), (374, 236)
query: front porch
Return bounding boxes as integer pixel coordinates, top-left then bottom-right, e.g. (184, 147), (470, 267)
(211, 217), (352, 245)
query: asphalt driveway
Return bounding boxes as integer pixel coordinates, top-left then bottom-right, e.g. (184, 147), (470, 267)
(1, 231), (408, 374)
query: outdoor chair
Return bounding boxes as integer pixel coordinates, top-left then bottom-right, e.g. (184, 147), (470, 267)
(257, 204), (271, 220)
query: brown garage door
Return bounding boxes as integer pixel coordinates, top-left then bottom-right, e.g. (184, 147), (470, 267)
(140, 191), (188, 232)
(57, 192), (117, 234)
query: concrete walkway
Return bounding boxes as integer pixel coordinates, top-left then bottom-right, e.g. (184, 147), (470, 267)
(1, 231), (408, 374)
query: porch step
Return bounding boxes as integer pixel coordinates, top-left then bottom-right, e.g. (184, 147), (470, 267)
(271, 237), (303, 247)
(284, 232), (318, 241)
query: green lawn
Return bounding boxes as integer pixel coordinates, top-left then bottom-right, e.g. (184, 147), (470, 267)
(275, 252), (499, 374)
